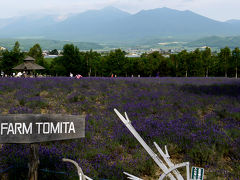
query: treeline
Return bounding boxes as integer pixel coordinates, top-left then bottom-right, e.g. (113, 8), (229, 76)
(0, 42), (46, 75)
(1, 42), (240, 77)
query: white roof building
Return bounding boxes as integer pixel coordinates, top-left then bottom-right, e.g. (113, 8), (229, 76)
(0, 46), (6, 51)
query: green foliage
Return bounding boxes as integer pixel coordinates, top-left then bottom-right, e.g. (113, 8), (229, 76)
(232, 47), (240, 78)
(84, 50), (101, 77)
(132, 154), (156, 177)
(28, 43), (51, 75)
(106, 49), (127, 76)
(41, 45), (240, 78)
(13, 41), (20, 53)
(177, 50), (189, 77)
(202, 47), (212, 77)
(218, 46), (231, 77)
(0, 50), (3, 56)
(49, 49), (59, 55)
(50, 56), (67, 76)
(51, 44), (87, 76)
(25, 100), (49, 109)
(28, 43), (43, 60)
(141, 51), (162, 76)
(2, 40), (240, 78)
(0, 41), (24, 75)
(188, 144), (215, 166)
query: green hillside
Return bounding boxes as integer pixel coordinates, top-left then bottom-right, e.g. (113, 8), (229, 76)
(186, 36), (240, 49)
(0, 39), (103, 51)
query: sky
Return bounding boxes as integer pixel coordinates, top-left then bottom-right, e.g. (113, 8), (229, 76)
(0, 0), (240, 21)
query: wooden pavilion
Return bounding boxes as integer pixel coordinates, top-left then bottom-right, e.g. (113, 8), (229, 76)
(13, 56), (45, 76)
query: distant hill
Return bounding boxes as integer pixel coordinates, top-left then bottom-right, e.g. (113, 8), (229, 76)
(0, 39), (103, 51)
(0, 7), (240, 42)
(186, 36), (240, 49)
(225, 19), (240, 25)
(0, 15), (59, 39)
(110, 8), (233, 38)
(43, 6), (131, 41)
(225, 19), (240, 30)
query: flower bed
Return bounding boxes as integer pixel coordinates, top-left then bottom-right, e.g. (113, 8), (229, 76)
(0, 77), (239, 179)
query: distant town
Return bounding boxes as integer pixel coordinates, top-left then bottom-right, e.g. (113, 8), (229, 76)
(0, 46), (182, 58)
(41, 47), (200, 59)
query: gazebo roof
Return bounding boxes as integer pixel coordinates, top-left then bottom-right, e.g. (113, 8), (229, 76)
(24, 56), (35, 61)
(13, 62), (45, 70)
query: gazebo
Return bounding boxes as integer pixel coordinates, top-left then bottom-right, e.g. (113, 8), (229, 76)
(13, 56), (45, 76)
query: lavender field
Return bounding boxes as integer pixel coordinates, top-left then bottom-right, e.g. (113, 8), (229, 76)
(0, 77), (239, 179)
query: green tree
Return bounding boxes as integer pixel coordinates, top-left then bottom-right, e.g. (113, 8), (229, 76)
(141, 51), (161, 77)
(232, 47), (240, 78)
(51, 44), (86, 76)
(197, 49), (204, 76)
(1, 41), (24, 75)
(49, 49), (59, 55)
(13, 41), (20, 53)
(50, 56), (66, 76)
(124, 57), (144, 77)
(169, 54), (178, 77)
(218, 47), (231, 77)
(29, 44), (43, 59)
(91, 51), (101, 77)
(98, 56), (108, 77)
(158, 56), (171, 77)
(84, 50), (101, 77)
(123, 57), (136, 77)
(177, 50), (189, 77)
(202, 47), (212, 77)
(28, 44), (51, 74)
(190, 48), (204, 76)
(28, 43), (44, 66)
(106, 49), (126, 76)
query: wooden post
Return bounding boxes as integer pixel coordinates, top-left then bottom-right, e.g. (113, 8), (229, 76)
(0, 114), (85, 179)
(28, 144), (39, 180)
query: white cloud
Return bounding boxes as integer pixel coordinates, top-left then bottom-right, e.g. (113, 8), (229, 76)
(0, 0), (240, 21)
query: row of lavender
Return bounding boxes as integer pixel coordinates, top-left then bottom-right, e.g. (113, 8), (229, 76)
(0, 77), (239, 179)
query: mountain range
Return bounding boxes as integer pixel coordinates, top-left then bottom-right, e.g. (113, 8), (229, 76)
(0, 7), (240, 43)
